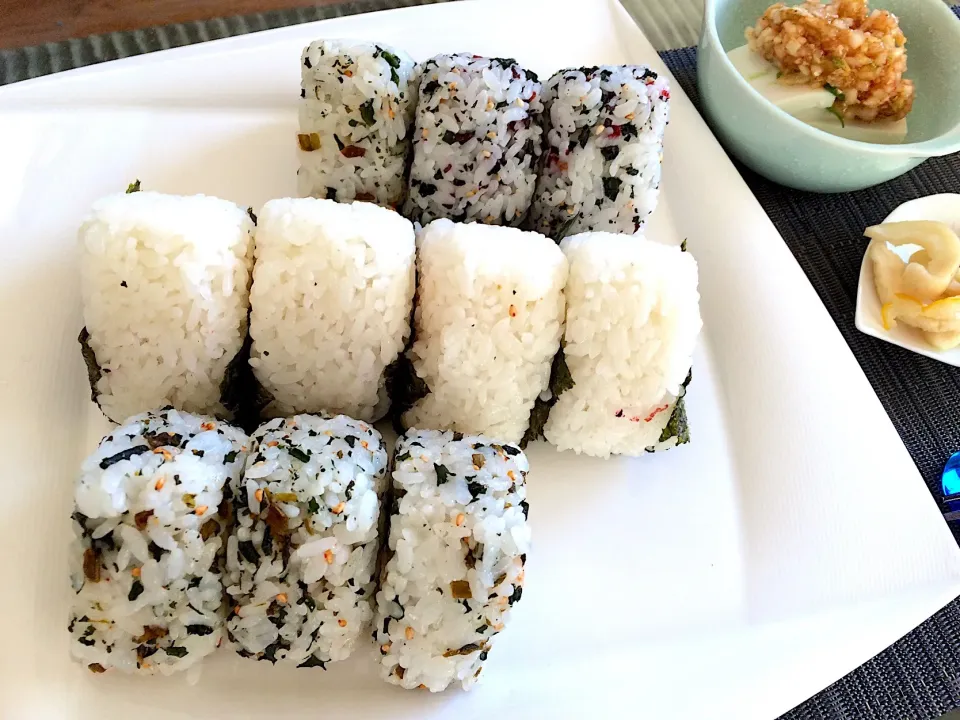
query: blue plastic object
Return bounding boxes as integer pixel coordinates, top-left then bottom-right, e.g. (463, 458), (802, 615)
(941, 451), (960, 521)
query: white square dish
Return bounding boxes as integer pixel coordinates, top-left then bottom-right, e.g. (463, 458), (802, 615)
(1, 1), (959, 719)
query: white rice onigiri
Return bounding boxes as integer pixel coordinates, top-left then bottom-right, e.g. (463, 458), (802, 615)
(69, 408), (249, 675)
(78, 191), (255, 422)
(225, 414), (388, 667)
(544, 232), (701, 457)
(401, 219), (568, 444)
(298, 40), (418, 207)
(248, 198), (416, 422)
(527, 66), (671, 239)
(375, 429), (530, 692)
(403, 54), (543, 226)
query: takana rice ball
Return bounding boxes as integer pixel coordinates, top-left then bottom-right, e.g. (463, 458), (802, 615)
(69, 408), (249, 675)
(225, 414), (388, 667)
(375, 429), (530, 691)
(297, 39), (419, 207)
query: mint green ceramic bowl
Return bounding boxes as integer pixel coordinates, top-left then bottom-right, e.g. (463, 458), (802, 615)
(698, 0), (960, 193)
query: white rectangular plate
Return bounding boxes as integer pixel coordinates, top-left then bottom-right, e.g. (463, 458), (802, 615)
(1, 1), (959, 718)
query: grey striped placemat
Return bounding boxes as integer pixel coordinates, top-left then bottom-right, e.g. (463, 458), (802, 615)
(0, 0), (695, 82)
(0, 0), (452, 85)
(3, 2), (960, 718)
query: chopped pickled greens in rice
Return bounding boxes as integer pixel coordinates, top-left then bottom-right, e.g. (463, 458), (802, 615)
(297, 40), (418, 206)
(375, 430), (530, 691)
(225, 414), (388, 668)
(69, 409), (249, 676)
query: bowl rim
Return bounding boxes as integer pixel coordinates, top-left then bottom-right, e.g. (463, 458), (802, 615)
(701, 0), (960, 158)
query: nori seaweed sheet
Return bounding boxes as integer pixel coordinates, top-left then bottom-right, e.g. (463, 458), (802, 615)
(384, 352), (429, 435)
(79, 322), (271, 431)
(384, 279), (427, 434)
(220, 330), (273, 433)
(657, 370), (691, 447)
(521, 345), (574, 448)
(78, 327), (102, 405)
(651, 238), (693, 451)
(653, 240), (691, 447)
(521, 346), (692, 450)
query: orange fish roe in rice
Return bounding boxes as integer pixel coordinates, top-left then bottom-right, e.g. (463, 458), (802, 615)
(746, 0), (914, 122)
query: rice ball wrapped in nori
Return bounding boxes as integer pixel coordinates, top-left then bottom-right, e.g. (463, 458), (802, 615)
(397, 219), (567, 444)
(527, 65), (670, 239)
(225, 414), (388, 666)
(403, 54), (543, 226)
(248, 198), (416, 422)
(78, 191), (255, 422)
(69, 408), (249, 675)
(375, 429), (530, 691)
(298, 40), (419, 207)
(543, 232), (701, 456)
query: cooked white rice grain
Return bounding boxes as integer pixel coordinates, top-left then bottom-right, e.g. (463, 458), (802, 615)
(404, 54), (543, 227)
(248, 198), (415, 422)
(79, 191), (254, 422)
(543, 232), (701, 457)
(528, 66), (670, 239)
(298, 40), (418, 207)
(225, 414), (388, 666)
(69, 408), (249, 675)
(375, 429), (530, 692)
(401, 219), (567, 443)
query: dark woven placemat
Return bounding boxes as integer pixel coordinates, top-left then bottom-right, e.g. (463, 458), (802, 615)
(3, 3), (960, 718)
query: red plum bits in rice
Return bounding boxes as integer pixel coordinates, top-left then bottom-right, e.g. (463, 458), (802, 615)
(69, 408), (249, 675)
(225, 414), (388, 667)
(544, 233), (701, 457)
(375, 429), (530, 692)
(528, 65), (670, 240)
(404, 54), (544, 227)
